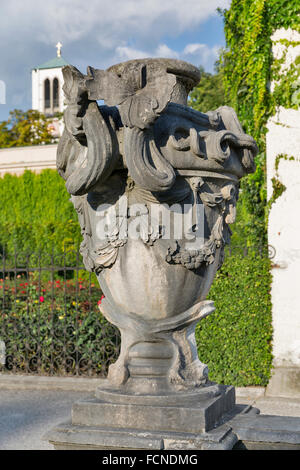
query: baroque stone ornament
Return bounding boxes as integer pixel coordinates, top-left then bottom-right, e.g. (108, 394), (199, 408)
(48, 58), (262, 450)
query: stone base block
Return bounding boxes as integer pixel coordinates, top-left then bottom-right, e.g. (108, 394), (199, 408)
(45, 403), (300, 450)
(45, 383), (237, 450)
(71, 384), (235, 434)
(230, 413), (300, 450)
(46, 420), (238, 450)
(45, 381), (300, 450)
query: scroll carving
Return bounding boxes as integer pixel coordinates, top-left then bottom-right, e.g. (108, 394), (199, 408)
(57, 58), (257, 393)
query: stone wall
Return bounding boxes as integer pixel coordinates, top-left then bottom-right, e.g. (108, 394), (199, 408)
(266, 28), (300, 397)
(0, 144), (57, 176)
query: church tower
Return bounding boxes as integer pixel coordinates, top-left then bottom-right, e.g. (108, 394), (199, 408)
(32, 42), (68, 117)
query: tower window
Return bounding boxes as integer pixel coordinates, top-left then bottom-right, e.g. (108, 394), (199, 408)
(53, 77), (59, 109)
(44, 78), (50, 110)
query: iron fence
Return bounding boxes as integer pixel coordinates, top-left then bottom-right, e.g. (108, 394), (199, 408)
(0, 245), (273, 376)
(0, 249), (120, 376)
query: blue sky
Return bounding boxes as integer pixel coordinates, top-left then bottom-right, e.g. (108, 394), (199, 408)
(0, 0), (230, 122)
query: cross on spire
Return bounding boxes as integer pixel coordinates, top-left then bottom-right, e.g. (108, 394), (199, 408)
(56, 42), (62, 58)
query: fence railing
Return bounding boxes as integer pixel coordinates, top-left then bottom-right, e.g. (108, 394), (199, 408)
(0, 245), (273, 376)
(0, 249), (120, 376)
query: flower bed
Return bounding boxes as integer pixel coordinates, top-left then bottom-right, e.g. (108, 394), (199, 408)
(0, 273), (120, 376)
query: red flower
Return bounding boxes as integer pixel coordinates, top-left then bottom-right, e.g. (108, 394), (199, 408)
(97, 295), (105, 305)
(39, 296), (45, 302)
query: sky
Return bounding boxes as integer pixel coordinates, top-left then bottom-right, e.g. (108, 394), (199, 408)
(0, 0), (230, 122)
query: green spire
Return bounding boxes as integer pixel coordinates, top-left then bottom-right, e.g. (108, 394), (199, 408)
(34, 42), (69, 70)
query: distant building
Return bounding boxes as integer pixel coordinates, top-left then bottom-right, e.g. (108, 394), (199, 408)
(32, 42), (68, 137)
(0, 43), (68, 176)
(32, 42), (68, 116)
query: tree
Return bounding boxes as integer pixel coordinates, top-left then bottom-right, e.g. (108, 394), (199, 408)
(0, 109), (58, 148)
(188, 65), (225, 113)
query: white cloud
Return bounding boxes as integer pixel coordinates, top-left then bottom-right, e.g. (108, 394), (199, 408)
(183, 44), (207, 55)
(183, 43), (220, 67)
(112, 42), (220, 72)
(0, 0), (230, 119)
(114, 44), (179, 63)
(114, 46), (150, 62)
(155, 45), (179, 60)
(0, 0), (230, 48)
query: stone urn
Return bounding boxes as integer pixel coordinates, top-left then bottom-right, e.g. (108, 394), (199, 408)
(50, 58), (258, 450)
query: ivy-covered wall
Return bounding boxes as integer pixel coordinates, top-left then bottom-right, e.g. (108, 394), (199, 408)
(220, 0), (300, 246)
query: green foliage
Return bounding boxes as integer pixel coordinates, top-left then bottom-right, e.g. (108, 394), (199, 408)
(0, 109), (57, 148)
(267, 154), (297, 211)
(272, 54), (300, 111)
(233, 153), (268, 246)
(1, 251), (272, 384)
(0, 276), (119, 375)
(219, 0), (300, 246)
(196, 250), (273, 386)
(0, 169), (81, 255)
(188, 65), (225, 113)
(193, 2), (299, 384)
(291, 78), (300, 106)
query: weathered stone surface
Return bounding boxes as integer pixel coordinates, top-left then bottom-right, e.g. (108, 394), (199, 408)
(48, 57), (261, 450)
(231, 413), (300, 450)
(267, 366), (300, 399)
(46, 404), (300, 450)
(72, 385), (235, 433)
(0, 340), (5, 366)
(46, 420), (238, 450)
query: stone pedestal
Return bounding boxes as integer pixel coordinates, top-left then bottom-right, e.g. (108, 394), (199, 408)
(47, 57), (300, 451)
(46, 382), (239, 450)
(46, 386), (300, 450)
(46, 299), (240, 450)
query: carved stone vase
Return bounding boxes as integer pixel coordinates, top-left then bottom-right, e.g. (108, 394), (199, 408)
(49, 58), (258, 450)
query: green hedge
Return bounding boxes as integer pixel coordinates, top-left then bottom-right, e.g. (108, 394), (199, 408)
(0, 169), (81, 255)
(0, 252), (273, 383)
(0, 170), (273, 385)
(196, 251), (273, 386)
